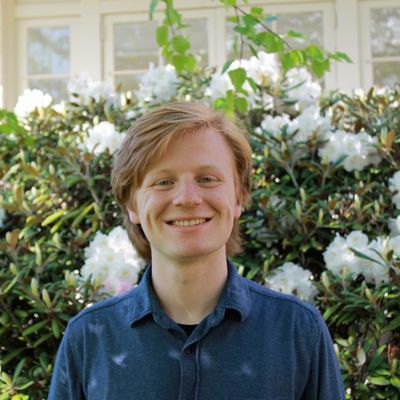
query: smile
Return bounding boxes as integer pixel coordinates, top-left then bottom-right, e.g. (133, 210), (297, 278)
(169, 218), (210, 227)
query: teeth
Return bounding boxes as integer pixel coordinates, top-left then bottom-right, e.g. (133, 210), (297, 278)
(171, 218), (207, 226)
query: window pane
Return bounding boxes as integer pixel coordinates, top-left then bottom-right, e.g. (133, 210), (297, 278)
(114, 74), (142, 92)
(371, 7), (400, 57)
(182, 18), (208, 65)
(114, 21), (159, 70)
(28, 78), (69, 102)
(276, 11), (323, 48)
(27, 26), (70, 75)
(373, 61), (400, 87)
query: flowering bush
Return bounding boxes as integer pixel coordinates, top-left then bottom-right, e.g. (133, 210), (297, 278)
(1, 2), (399, 398)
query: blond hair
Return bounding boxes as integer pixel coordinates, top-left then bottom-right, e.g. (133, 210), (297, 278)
(112, 102), (252, 262)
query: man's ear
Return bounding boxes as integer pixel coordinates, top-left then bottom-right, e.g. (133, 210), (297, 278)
(127, 208), (140, 224)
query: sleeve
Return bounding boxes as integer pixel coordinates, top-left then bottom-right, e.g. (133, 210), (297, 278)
(48, 323), (86, 400)
(301, 313), (346, 400)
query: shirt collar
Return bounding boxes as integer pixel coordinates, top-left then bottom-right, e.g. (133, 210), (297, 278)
(127, 259), (252, 326)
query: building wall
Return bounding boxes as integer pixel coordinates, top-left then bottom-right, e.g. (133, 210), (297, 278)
(1, 0), (399, 108)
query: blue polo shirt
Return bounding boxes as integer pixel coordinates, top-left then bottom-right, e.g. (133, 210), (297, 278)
(48, 261), (345, 400)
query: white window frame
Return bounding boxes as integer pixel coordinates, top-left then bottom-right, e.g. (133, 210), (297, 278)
(360, 0), (400, 88)
(17, 17), (80, 99)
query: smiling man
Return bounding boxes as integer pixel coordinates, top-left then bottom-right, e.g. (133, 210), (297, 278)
(49, 102), (345, 399)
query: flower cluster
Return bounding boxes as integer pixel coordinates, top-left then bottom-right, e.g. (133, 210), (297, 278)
(265, 262), (319, 302)
(318, 129), (382, 172)
(14, 89), (53, 118)
(281, 68), (321, 110)
(135, 63), (180, 105)
(81, 227), (145, 294)
(206, 51), (279, 104)
(68, 74), (117, 104)
(389, 171), (400, 209)
(256, 105), (331, 144)
(83, 121), (126, 155)
(323, 231), (390, 286)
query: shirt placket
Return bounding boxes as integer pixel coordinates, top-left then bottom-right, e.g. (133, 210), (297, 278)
(179, 340), (199, 400)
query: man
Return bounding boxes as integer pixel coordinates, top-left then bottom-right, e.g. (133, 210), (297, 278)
(49, 102), (345, 399)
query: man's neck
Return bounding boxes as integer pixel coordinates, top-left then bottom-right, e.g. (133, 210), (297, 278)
(150, 252), (228, 325)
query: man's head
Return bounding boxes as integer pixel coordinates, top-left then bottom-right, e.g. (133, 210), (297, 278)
(112, 102), (252, 262)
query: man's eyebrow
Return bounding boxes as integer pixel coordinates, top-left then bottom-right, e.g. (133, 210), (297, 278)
(147, 166), (225, 175)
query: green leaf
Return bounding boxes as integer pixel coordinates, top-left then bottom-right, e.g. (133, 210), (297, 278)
(185, 54), (196, 72)
(234, 97), (248, 113)
(280, 52), (294, 70)
(329, 51), (352, 63)
(221, 0), (236, 6)
(22, 320), (48, 337)
(259, 32), (284, 53)
(311, 58), (330, 78)
(228, 67), (247, 91)
(12, 358), (26, 382)
(148, 0), (159, 20)
(171, 35), (190, 54)
(349, 247), (386, 267)
(166, 6), (180, 25)
(156, 25), (168, 46)
(382, 314), (400, 332)
(172, 54), (187, 73)
(1, 348), (24, 366)
(222, 60), (234, 74)
(368, 376), (390, 386)
(71, 202), (95, 229)
(250, 7), (263, 16)
(41, 209), (66, 227)
(286, 30), (308, 40)
(390, 376), (400, 389)
(243, 14), (258, 27)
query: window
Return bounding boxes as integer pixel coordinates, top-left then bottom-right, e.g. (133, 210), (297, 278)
(361, 1), (400, 88)
(18, 18), (78, 102)
(104, 13), (211, 92)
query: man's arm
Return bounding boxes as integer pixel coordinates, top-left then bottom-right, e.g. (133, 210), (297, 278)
(302, 313), (346, 400)
(48, 324), (85, 400)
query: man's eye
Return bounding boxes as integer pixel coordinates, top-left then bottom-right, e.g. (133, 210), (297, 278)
(198, 176), (218, 184)
(155, 179), (173, 186)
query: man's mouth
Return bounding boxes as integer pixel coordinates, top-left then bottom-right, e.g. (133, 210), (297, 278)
(168, 218), (211, 227)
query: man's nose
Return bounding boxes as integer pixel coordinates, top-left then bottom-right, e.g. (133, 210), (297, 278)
(172, 181), (203, 207)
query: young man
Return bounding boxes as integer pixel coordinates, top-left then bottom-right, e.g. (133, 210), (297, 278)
(49, 102), (345, 399)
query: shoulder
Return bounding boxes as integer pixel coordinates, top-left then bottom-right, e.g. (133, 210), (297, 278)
(243, 276), (321, 324)
(66, 287), (137, 331)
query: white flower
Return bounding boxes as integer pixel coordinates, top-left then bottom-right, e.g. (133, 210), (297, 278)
(81, 227), (145, 295)
(293, 105), (332, 143)
(282, 68), (321, 110)
(346, 231), (369, 250)
(389, 172), (400, 209)
(257, 113), (296, 141)
(68, 74), (116, 104)
(266, 262), (319, 302)
(244, 51), (280, 87)
(0, 208), (5, 228)
(135, 63), (179, 105)
(14, 89), (53, 118)
(318, 129), (381, 172)
(206, 71), (234, 101)
(323, 232), (390, 287)
(84, 121), (126, 155)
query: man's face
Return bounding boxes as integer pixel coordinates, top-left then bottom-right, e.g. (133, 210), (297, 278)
(128, 128), (242, 263)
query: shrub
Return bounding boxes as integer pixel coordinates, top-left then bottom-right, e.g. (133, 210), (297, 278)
(0, 2), (399, 397)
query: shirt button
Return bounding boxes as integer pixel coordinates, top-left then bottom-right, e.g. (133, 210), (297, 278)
(184, 346), (194, 355)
